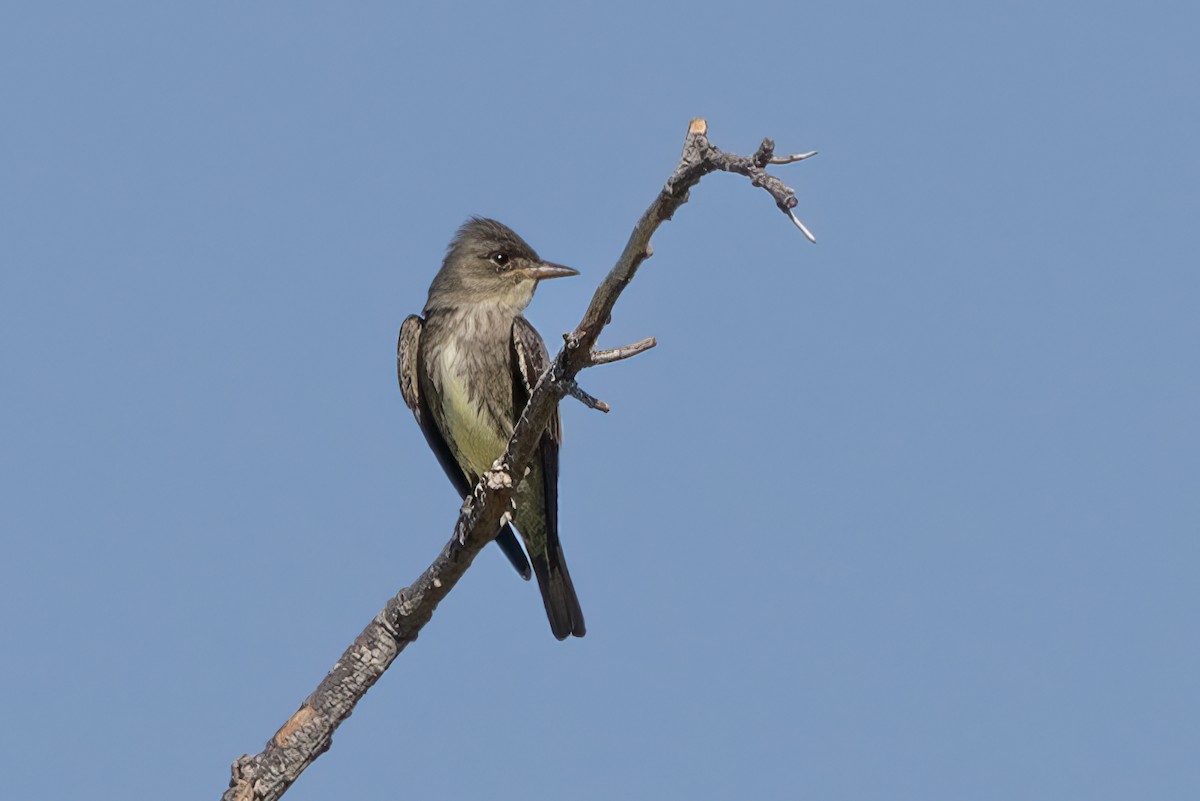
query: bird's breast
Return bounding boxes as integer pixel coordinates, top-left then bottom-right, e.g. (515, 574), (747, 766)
(426, 324), (513, 477)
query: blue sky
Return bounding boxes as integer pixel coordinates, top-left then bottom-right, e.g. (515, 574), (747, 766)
(2, 3), (1197, 799)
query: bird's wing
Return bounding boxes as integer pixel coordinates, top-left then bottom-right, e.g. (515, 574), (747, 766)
(512, 316), (585, 638)
(510, 316), (562, 445)
(397, 315), (428, 421)
(398, 315), (468, 494)
(398, 315), (532, 581)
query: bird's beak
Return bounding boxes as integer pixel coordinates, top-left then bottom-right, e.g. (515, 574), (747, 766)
(519, 262), (579, 281)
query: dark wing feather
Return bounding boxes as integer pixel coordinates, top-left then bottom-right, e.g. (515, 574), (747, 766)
(512, 316), (585, 638)
(398, 315), (532, 581)
(511, 315), (560, 528)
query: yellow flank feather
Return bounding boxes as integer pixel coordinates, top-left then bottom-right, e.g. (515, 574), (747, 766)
(436, 340), (509, 476)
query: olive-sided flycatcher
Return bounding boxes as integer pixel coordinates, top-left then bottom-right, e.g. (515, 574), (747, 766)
(397, 217), (585, 640)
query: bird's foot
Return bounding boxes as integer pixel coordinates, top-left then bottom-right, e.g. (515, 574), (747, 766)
(484, 461), (513, 491)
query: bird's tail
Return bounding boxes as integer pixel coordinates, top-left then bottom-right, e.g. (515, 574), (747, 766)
(530, 540), (586, 640)
(495, 524), (532, 581)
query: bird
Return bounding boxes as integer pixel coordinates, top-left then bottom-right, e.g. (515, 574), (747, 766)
(397, 217), (586, 640)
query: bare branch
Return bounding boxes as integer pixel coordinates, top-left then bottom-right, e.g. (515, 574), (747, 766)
(720, 137), (818, 244)
(769, 150), (818, 164)
(590, 337), (657, 366)
(222, 118), (816, 801)
(784, 205), (818, 243)
(563, 381), (611, 413)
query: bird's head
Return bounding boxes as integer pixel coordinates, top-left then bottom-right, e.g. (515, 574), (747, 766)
(425, 217), (577, 314)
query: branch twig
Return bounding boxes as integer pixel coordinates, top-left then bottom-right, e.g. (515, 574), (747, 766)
(591, 336), (657, 366)
(222, 118), (815, 801)
(564, 380), (611, 413)
(768, 150), (818, 165)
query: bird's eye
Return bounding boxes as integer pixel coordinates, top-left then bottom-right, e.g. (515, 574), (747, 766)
(490, 252), (510, 270)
